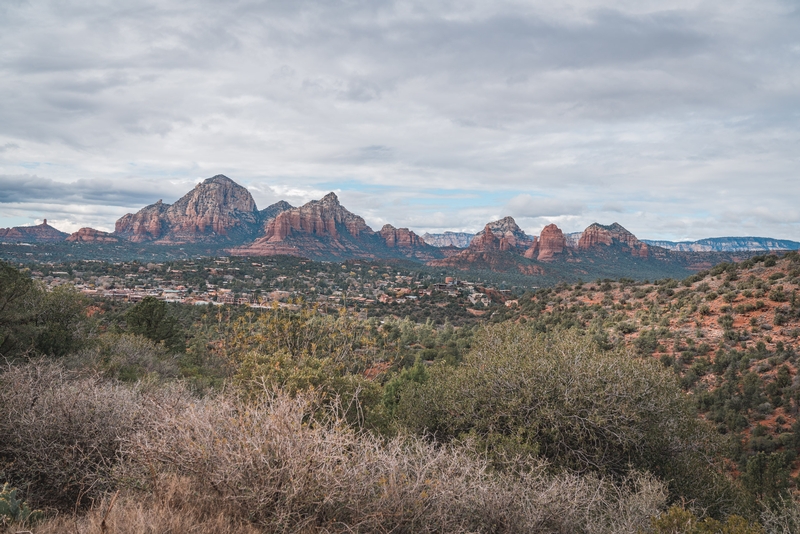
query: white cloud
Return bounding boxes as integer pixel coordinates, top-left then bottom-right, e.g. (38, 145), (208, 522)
(0, 0), (798, 241)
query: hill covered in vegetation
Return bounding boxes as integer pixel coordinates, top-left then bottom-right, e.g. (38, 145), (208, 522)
(2, 254), (800, 533)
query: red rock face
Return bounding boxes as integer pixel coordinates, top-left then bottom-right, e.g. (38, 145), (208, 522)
(232, 193), (442, 261)
(578, 223), (649, 258)
(472, 216), (532, 250)
(537, 224), (566, 261)
(66, 228), (119, 243)
(115, 200), (169, 242)
(114, 175), (260, 244)
(262, 192), (371, 243)
(380, 225), (425, 248)
(0, 219), (68, 242)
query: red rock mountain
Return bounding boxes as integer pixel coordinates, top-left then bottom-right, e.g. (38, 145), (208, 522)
(230, 193), (442, 260)
(578, 223), (649, 258)
(66, 228), (119, 243)
(429, 219), (658, 273)
(473, 217), (533, 249)
(536, 224), (567, 261)
(0, 219), (68, 243)
(114, 175), (263, 244)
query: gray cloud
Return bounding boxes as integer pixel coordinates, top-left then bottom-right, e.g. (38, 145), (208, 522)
(0, 0), (798, 241)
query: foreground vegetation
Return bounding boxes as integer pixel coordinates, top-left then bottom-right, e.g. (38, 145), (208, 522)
(2, 256), (800, 532)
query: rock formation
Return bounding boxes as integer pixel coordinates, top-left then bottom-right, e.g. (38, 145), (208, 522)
(0, 219), (68, 242)
(259, 200), (294, 229)
(114, 175), (261, 244)
(380, 225), (424, 248)
(537, 224), (567, 261)
(66, 228), (119, 243)
(421, 231), (474, 248)
(473, 217), (532, 249)
(230, 193), (442, 260)
(578, 223), (648, 258)
(115, 200), (170, 242)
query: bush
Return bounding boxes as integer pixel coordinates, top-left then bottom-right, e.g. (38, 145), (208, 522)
(395, 325), (738, 515)
(68, 333), (180, 382)
(121, 390), (667, 533)
(0, 362), (146, 510)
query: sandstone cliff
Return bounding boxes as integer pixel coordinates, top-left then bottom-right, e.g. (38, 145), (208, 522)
(114, 175), (261, 244)
(230, 193), (441, 260)
(0, 219), (68, 242)
(578, 223), (648, 258)
(473, 216), (532, 249)
(537, 224), (567, 261)
(421, 232), (474, 248)
(66, 228), (119, 243)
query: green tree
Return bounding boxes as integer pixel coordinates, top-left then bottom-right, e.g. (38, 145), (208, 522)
(0, 261), (39, 358)
(125, 296), (185, 353)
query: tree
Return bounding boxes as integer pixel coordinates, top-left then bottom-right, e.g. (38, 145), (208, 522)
(125, 297), (185, 353)
(0, 261), (38, 358)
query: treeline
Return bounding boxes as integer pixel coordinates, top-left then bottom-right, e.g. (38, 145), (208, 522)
(1, 259), (799, 532)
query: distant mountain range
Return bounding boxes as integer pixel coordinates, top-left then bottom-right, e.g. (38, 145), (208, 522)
(641, 237), (800, 252)
(1, 175), (795, 279)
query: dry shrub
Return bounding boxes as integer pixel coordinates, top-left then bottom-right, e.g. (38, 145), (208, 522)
(13, 479), (261, 534)
(0, 362), (667, 532)
(121, 390), (667, 533)
(0, 362), (147, 510)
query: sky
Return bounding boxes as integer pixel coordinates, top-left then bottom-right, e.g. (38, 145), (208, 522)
(1, 0), (799, 241)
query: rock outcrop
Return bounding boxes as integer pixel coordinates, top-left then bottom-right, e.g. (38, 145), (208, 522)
(114, 175), (262, 244)
(66, 228), (119, 243)
(537, 224), (567, 261)
(115, 200), (170, 243)
(230, 193), (442, 260)
(421, 232), (474, 248)
(259, 200), (294, 229)
(578, 223), (648, 258)
(473, 217), (532, 249)
(0, 219), (68, 242)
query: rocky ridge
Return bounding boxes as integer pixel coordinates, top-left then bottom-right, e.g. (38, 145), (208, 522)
(578, 223), (649, 258)
(66, 228), (119, 243)
(0, 220), (69, 242)
(115, 175), (261, 244)
(643, 237), (800, 252)
(230, 193), (442, 261)
(421, 232), (474, 248)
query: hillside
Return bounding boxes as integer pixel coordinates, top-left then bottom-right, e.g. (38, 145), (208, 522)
(508, 252), (800, 486)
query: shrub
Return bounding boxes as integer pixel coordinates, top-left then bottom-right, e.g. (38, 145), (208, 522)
(120, 390), (667, 533)
(0, 362), (146, 510)
(395, 326), (738, 515)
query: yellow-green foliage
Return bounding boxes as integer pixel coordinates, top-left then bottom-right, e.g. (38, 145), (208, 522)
(649, 505), (763, 533)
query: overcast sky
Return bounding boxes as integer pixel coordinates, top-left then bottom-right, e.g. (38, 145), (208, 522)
(1, 0), (798, 240)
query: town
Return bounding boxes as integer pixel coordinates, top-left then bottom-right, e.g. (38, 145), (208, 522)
(17, 255), (524, 325)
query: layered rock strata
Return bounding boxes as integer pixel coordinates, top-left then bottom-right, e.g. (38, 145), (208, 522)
(66, 228), (119, 243)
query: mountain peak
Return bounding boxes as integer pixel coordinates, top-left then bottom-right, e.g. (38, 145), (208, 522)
(203, 174), (235, 185)
(321, 192), (340, 204)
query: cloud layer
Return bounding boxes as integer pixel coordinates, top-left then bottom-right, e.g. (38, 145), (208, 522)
(1, 0), (798, 239)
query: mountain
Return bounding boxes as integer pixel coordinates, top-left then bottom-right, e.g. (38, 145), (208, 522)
(259, 200), (294, 229)
(429, 219), (691, 280)
(66, 228), (119, 243)
(0, 219), (69, 243)
(578, 223), (649, 258)
(114, 175), (262, 244)
(421, 231), (474, 248)
(229, 193), (442, 261)
(642, 237), (800, 252)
